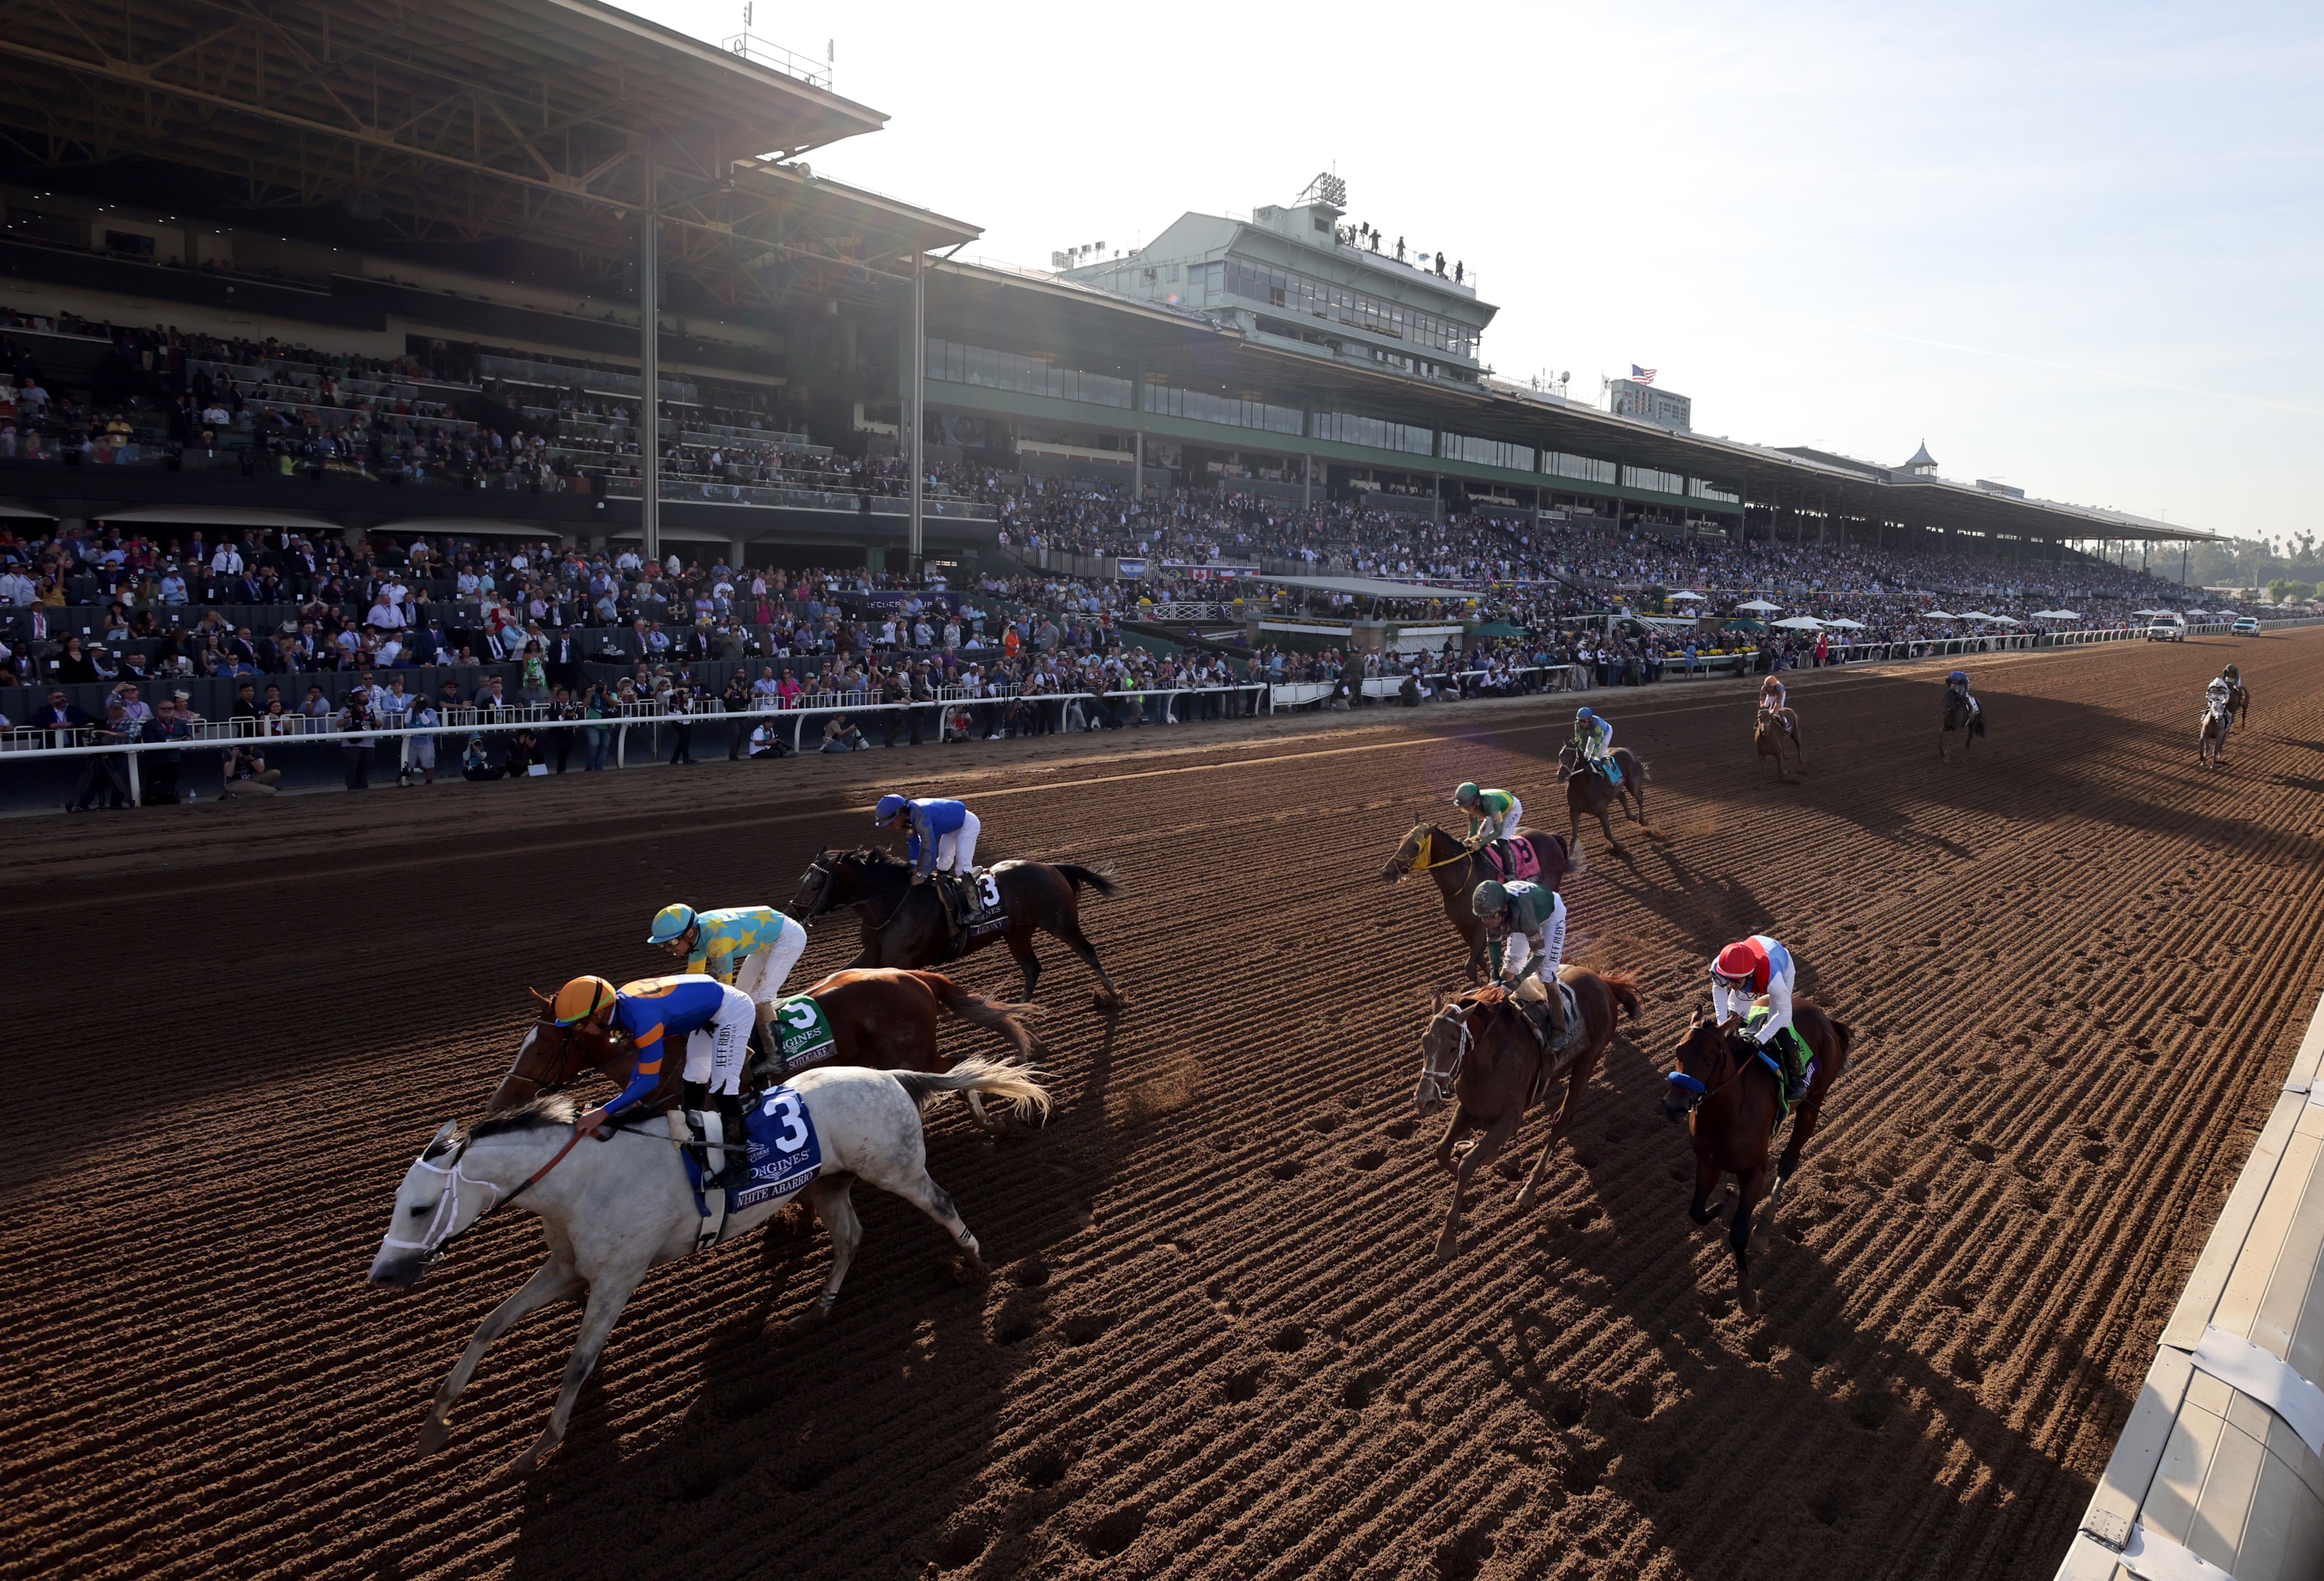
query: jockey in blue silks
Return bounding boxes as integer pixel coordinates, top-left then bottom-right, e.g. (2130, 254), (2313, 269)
(558, 973), (757, 1184)
(1573, 706), (1621, 785)
(874, 794), (983, 925)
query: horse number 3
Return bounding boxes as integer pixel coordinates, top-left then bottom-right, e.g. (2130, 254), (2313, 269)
(978, 873), (1000, 911)
(757, 1091), (809, 1151)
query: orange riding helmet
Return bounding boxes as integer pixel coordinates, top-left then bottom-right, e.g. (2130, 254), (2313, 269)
(550, 975), (617, 1026)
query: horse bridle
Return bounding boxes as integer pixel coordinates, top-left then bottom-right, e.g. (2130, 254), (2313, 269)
(1417, 1005), (1475, 1101)
(792, 856), (838, 924)
(381, 1126), (588, 1268)
(1665, 1026), (1753, 1113)
(1398, 827), (1472, 877)
(503, 1018), (617, 1102)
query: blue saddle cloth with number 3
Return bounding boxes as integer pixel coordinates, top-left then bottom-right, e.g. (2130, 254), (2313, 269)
(681, 1085), (821, 1211)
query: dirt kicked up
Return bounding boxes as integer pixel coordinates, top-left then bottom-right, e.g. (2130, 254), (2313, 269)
(7, 627), (2324, 1581)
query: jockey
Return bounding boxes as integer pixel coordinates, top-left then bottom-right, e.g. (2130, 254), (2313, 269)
(1709, 936), (1810, 1105)
(1453, 782), (1522, 869)
(558, 973), (757, 1184)
(1473, 879), (1570, 1047)
(2205, 675), (2233, 720)
(648, 902), (809, 1065)
(874, 793), (981, 926)
(1573, 706), (1622, 786)
(1757, 676), (1796, 741)
(1945, 670), (1979, 719)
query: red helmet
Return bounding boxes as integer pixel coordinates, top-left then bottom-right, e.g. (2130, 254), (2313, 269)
(1712, 941), (1759, 981)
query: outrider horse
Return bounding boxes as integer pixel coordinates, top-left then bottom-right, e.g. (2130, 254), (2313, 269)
(787, 848), (1123, 1009)
(1660, 1002), (1853, 1312)
(492, 967), (1043, 1130)
(1555, 743), (1650, 853)
(1379, 820), (1580, 984)
(1755, 706), (1801, 781)
(1940, 691), (1983, 761)
(1412, 968), (1642, 1260)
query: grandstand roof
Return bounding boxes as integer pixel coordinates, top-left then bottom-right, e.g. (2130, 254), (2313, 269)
(0, 0), (977, 307)
(1255, 575), (1482, 600)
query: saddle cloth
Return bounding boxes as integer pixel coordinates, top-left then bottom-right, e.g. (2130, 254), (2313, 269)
(681, 1083), (826, 1216)
(1478, 838), (1541, 883)
(769, 993), (837, 1073)
(1522, 981), (1585, 1105)
(946, 867), (1008, 938)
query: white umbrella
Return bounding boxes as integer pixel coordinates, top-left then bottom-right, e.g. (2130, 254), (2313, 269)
(1984, 614), (2023, 626)
(1772, 616), (1826, 630)
(1822, 616), (1867, 629)
(2031, 609), (2080, 621)
(1924, 610), (1960, 620)
(1666, 590), (1707, 602)
(2132, 608), (2172, 617)
(1735, 598), (1780, 613)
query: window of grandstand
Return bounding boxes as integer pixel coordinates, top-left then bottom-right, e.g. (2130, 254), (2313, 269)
(1622, 463), (1686, 495)
(924, 338), (1131, 408)
(1442, 433), (1537, 473)
(1545, 451), (1619, 485)
(1688, 478), (1741, 504)
(1142, 377), (1303, 434)
(1201, 260), (1477, 359)
(104, 230), (157, 260)
(1315, 411), (1435, 457)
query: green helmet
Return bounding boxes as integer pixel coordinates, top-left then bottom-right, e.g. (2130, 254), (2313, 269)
(1472, 881), (1507, 916)
(1454, 781), (1481, 807)
(647, 902), (697, 946)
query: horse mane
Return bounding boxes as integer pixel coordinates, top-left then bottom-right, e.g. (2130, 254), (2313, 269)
(468, 1093), (581, 1139)
(840, 844), (909, 869)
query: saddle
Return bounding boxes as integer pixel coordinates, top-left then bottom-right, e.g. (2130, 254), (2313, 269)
(1515, 980), (1583, 1104)
(1476, 837), (1541, 884)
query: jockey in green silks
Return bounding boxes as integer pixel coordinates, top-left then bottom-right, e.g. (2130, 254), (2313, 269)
(1453, 782), (1521, 870)
(1473, 878), (1570, 1049)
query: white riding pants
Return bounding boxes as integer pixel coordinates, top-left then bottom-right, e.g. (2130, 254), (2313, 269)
(1502, 897), (1567, 981)
(933, 810), (981, 875)
(1490, 798), (1522, 841)
(680, 983), (760, 1096)
(730, 918), (809, 1009)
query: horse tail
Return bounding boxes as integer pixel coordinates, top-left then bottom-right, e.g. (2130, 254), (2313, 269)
(911, 971), (1045, 1060)
(1626, 752), (1651, 785)
(891, 1057), (1053, 1124)
(1598, 971), (1643, 1023)
(1056, 863), (1120, 899)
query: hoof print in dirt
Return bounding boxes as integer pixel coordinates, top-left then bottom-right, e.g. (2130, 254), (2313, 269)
(1433, 1528), (1496, 1580)
(1341, 1367), (1388, 1410)
(1219, 1365), (1267, 1404)
(932, 1517), (989, 1569)
(1268, 1323), (1310, 1354)
(1058, 1312), (1112, 1346)
(1083, 1506), (1145, 1558)
(1017, 1443), (1071, 1489)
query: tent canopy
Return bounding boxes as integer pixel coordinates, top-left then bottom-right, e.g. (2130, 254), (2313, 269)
(1822, 616), (1867, 629)
(1734, 598), (1781, 613)
(1772, 616), (1825, 630)
(1665, 590), (1707, 602)
(2031, 609), (2081, 620)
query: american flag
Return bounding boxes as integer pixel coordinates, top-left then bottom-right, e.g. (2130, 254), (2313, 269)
(1631, 365), (1657, 385)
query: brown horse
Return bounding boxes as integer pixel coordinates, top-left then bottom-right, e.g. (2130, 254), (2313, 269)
(1379, 821), (1581, 983)
(787, 848), (1123, 1010)
(1659, 1002), (1853, 1312)
(1412, 968), (1643, 1260)
(492, 968), (1043, 1130)
(1940, 689), (1982, 762)
(1755, 706), (1801, 781)
(1555, 742), (1650, 853)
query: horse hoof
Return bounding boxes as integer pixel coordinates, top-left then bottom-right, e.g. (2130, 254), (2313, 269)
(1738, 1288), (1760, 1317)
(792, 1301), (834, 1330)
(417, 1419), (451, 1454)
(1515, 1184), (1539, 1212)
(944, 1253), (988, 1287)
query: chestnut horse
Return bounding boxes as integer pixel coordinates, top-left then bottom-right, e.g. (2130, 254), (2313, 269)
(1412, 968), (1643, 1260)
(1379, 820), (1581, 984)
(787, 848), (1123, 1010)
(1659, 1001), (1854, 1312)
(1555, 743), (1650, 853)
(1755, 706), (1801, 781)
(492, 968), (1043, 1130)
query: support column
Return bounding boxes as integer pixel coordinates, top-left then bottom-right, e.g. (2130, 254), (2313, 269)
(638, 153), (660, 567)
(908, 250), (925, 578)
(1133, 429), (1144, 503)
(1303, 454), (1313, 511)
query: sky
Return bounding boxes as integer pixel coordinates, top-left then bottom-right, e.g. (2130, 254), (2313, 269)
(629, 0), (2323, 542)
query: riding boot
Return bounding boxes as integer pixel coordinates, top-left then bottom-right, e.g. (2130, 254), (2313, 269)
(713, 1094), (751, 1189)
(1546, 985), (1570, 1052)
(750, 1014), (788, 1083)
(1779, 1037), (1810, 1105)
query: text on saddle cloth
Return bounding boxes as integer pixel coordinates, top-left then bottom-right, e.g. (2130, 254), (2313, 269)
(955, 868), (1008, 936)
(679, 1085), (825, 1213)
(770, 993), (837, 1072)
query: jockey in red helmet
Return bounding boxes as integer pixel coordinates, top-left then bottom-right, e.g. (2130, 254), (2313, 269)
(1709, 935), (1811, 1104)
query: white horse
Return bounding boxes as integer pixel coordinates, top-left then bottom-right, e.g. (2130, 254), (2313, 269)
(367, 1059), (1049, 1474)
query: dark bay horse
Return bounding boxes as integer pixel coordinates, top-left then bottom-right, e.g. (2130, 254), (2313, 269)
(787, 848), (1123, 1010)
(1413, 968), (1643, 1260)
(1379, 820), (1581, 983)
(1755, 706), (1801, 781)
(1555, 743), (1650, 853)
(492, 968), (1043, 1130)
(1660, 1002), (1853, 1312)
(1940, 691), (1983, 761)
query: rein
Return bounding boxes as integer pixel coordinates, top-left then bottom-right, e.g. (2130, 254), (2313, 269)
(1404, 829), (1473, 876)
(1420, 1007), (1475, 1092)
(384, 1123), (596, 1267)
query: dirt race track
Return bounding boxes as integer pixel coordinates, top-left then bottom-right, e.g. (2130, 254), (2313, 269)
(10, 629), (2324, 1581)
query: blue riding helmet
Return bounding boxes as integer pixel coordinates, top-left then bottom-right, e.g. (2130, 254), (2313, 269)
(873, 793), (909, 825)
(647, 902), (696, 946)
(1947, 670), (1968, 684)
(1575, 706), (1594, 722)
